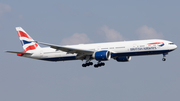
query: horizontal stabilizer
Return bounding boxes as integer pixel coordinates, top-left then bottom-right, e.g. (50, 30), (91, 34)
(5, 51), (32, 55)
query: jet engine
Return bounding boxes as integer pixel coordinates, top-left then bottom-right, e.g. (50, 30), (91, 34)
(92, 50), (111, 61)
(116, 56), (131, 62)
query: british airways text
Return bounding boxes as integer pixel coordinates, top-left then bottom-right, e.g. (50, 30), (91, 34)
(130, 47), (157, 51)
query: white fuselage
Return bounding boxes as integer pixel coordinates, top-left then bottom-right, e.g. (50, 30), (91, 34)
(24, 39), (177, 61)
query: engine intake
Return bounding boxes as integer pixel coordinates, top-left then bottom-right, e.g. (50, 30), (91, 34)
(116, 56), (131, 62)
(93, 50), (111, 61)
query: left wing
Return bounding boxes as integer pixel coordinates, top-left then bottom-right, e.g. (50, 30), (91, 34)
(33, 41), (94, 58)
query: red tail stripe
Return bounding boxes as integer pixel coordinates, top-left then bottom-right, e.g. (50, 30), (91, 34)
(35, 43), (38, 47)
(25, 43), (38, 51)
(17, 31), (32, 39)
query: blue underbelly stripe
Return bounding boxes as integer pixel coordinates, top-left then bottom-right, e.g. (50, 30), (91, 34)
(40, 56), (76, 61)
(111, 50), (172, 57)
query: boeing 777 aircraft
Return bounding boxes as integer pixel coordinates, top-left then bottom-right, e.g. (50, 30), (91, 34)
(6, 27), (177, 68)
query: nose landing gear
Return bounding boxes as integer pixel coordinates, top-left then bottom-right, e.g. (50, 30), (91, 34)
(162, 58), (166, 61)
(162, 53), (168, 61)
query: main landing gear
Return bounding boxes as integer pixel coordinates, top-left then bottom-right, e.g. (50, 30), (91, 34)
(94, 61), (105, 68)
(82, 56), (93, 67)
(162, 53), (168, 61)
(82, 62), (93, 67)
(81, 56), (105, 68)
(82, 61), (105, 68)
(82, 62), (105, 68)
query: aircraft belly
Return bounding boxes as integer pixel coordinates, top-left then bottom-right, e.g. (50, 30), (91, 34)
(38, 51), (77, 61)
(40, 56), (77, 61)
(111, 50), (172, 58)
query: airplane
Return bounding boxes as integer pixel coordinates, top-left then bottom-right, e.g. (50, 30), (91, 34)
(6, 27), (177, 68)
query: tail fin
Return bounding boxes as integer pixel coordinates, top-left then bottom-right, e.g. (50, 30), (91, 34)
(16, 27), (41, 52)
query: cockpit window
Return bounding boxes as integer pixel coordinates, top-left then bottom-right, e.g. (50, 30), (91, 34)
(169, 43), (175, 45)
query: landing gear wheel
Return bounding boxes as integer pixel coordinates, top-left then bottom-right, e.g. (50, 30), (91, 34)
(86, 63), (90, 66)
(162, 58), (166, 61)
(82, 62), (93, 67)
(90, 62), (93, 65)
(94, 64), (98, 68)
(101, 62), (105, 66)
(82, 64), (86, 67)
(93, 62), (105, 68)
(98, 63), (102, 67)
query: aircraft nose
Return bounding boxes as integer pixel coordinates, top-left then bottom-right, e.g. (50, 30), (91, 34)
(174, 44), (178, 49)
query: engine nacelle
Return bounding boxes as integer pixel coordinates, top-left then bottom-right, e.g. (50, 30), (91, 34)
(92, 50), (111, 61)
(116, 56), (131, 62)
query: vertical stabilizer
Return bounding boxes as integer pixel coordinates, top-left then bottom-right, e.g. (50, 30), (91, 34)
(16, 27), (41, 52)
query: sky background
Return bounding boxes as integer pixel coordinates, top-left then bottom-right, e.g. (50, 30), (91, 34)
(1, 0), (180, 101)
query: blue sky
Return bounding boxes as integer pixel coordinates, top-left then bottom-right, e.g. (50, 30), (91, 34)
(1, 0), (180, 101)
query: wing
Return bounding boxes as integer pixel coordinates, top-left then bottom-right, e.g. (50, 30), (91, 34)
(5, 51), (32, 55)
(33, 41), (94, 59)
